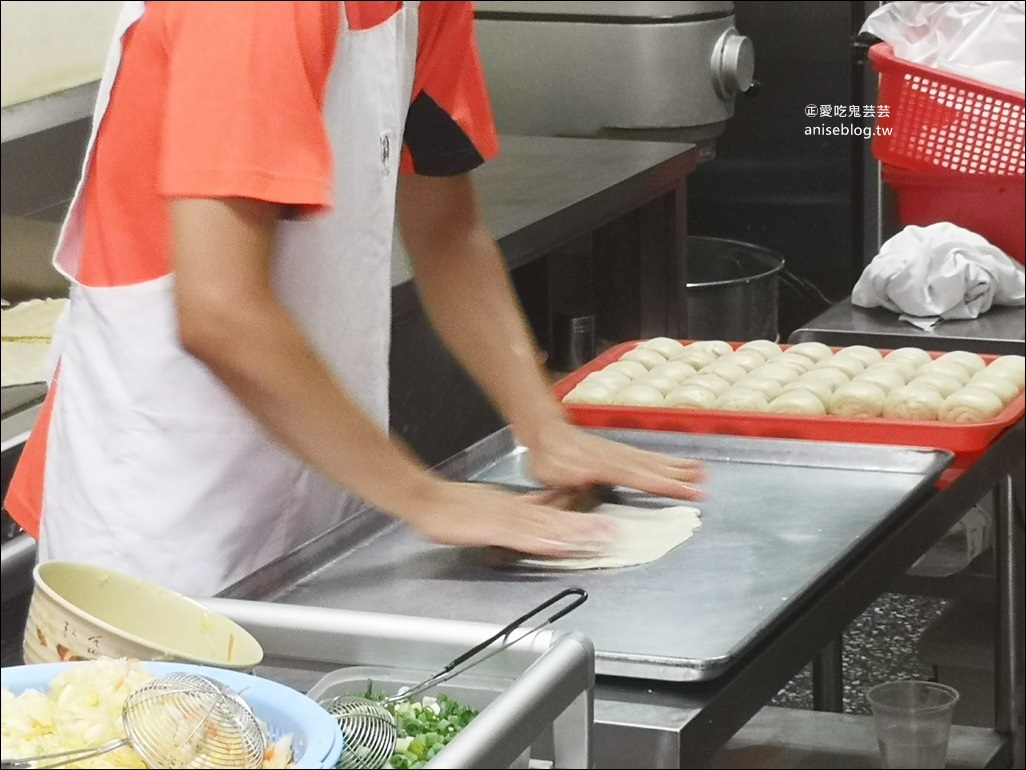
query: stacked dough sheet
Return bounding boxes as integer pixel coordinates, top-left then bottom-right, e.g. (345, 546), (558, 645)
(1, 298), (67, 387)
(562, 338), (1025, 424)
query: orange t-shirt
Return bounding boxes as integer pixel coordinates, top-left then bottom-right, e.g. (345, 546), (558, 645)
(5, 1), (498, 537)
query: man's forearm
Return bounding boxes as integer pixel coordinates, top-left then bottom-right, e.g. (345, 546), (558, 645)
(398, 175), (566, 445)
(171, 198), (437, 521)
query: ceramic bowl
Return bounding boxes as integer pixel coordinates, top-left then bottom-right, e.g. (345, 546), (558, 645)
(22, 561), (263, 670)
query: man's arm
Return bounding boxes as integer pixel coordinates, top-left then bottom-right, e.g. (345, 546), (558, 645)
(172, 198), (436, 515)
(170, 197), (615, 555)
(398, 174), (705, 499)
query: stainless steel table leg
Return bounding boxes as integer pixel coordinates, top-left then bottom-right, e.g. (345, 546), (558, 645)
(994, 473), (1024, 763)
(812, 637), (844, 712)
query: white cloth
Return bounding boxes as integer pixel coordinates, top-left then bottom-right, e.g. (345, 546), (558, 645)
(861, 1), (1025, 93)
(37, 2), (420, 596)
(851, 223), (1026, 329)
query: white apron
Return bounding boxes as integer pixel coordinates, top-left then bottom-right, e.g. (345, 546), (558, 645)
(38, 1), (419, 596)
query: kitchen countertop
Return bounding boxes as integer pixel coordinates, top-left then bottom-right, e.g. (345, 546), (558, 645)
(789, 296), (1025, 770)
(392, 134), (696, 313)
(219, 420), (1022, 768)
(789, 297), (1025, 356)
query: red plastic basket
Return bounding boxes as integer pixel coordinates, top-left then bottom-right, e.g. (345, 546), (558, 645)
(868, 43), (1025, 177)
(881, 163), (1025, 264)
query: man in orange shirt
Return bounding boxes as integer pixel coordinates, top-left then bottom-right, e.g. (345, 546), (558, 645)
(6, 1), (704, 596)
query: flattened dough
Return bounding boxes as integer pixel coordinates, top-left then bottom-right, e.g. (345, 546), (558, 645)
(517, 503), (702, 570)
(1, 298), (67, 340)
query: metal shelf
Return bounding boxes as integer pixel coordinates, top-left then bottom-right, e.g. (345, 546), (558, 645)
(712, 706), (1009, 769)
(2, 81), (98, 143)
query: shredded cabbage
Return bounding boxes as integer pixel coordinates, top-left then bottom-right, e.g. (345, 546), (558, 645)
(1, 658), (294, 769)
(1, 658), (154, 768)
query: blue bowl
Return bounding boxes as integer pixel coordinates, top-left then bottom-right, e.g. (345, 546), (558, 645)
(1, 660), (344, 768)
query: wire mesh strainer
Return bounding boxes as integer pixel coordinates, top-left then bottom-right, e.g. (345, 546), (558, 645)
(1, 673), (266, 769)
(320, 587), (587, 769)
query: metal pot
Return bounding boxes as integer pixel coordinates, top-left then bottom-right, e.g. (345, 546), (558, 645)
(686, 236), (784, 342)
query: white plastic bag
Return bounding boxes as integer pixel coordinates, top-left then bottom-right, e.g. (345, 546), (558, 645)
(861, 1), (1025, 93)
(851, 222), (1026, 328)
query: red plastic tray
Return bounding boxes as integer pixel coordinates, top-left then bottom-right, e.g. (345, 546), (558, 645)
(553, 341), (1025, 456)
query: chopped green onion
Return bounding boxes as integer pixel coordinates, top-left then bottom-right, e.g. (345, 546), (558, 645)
(339, 686), (479, 769)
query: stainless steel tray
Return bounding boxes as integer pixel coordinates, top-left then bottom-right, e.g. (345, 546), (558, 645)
(231, 429), (952, 682)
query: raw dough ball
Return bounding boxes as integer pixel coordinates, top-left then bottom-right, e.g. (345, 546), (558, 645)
(648, 360), (698, 383)
(816, 354), (866, 379)
(864, 361), (912, 384)
(868, 358), (917, 383)
(700, 359), (749, 384)
(684, 339), (734, 358)
(582, 371), (632, 392)
(884, 346), (933, 369)
(751, 362), (801, 386)
(771, 353), (812, 373)
(722, 349), (767, 372)
(990, 354), (1026, 369)
(635, 374), (680, 396)
(966, 371), (1020, 405)
(639, 336), (687, 359)
(715, 388), (771, 412)
(733, 374), (784, 402)
(853, 366), (906, 394)
(799, 366), (851, 391)
(917, 359), (971, 386)
(767, 389), (827, 415)
(773, 352), (817, 374)
(838, 344), (883, 366)
(664, 384), (718, 409)
(737, 339), (782, 359)
(686, 373), (733, 398)
(829, 380), (887, 418)
(936, 350), (987, 377)
(781, 377), (833, 409)
(614, 383), (666, 407)
(883, 384), (945, 421)
(907, 373), (964, 399)
(984, 356), (1026, 390)
(672, 348), (720, 370)
(785, 341), (834, 363)
(563, 383), (615, 404)
(939, 386), (1005, 423)
(602, 360), (649, 380)
(620, 347), (668, 370)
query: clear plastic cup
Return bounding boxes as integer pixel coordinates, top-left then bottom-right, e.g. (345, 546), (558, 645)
(866, 680), (960, 769)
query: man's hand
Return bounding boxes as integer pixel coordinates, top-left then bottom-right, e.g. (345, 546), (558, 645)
(523, 420), (706, 501)
(409, 479), (617, 557)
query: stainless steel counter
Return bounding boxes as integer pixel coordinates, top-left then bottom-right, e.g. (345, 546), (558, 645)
(215, 424), (1026, 768)
(789, 298), (1025, 356)
(593, 420), (1022, 767)
(789, 299), (1025, 770)
(237, 429), (948, 684)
